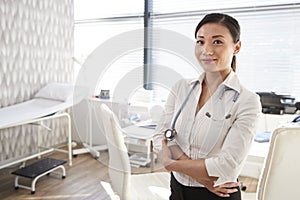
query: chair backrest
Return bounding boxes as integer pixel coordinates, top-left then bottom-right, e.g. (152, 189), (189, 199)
(257, 126), (300, 200)
(99, 104), (131, 200)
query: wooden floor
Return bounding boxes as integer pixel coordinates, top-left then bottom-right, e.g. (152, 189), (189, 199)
(0, 149), (258, 200)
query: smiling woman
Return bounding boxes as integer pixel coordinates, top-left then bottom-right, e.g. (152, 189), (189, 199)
(153, 13), (261, 200)
(195, 22), (241, 74)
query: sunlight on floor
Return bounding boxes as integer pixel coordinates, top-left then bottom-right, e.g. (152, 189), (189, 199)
(22, 193), (92, 199)
(100, 181), (120, 200)
(148, 186), (171, 198)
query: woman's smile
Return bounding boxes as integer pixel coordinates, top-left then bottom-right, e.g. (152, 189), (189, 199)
(201, 58), (217, 63)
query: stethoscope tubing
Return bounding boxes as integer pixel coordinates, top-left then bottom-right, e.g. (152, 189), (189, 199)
(170, 80), (199, 129)
(165, 80), (239, 141)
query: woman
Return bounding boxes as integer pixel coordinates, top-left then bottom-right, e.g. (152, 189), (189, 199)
(153, 13), (261, 200)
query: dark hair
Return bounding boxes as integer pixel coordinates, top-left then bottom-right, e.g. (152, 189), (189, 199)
(194, 13), (240, 72)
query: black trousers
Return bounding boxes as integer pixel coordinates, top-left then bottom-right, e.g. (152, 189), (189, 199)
(169, 173), (241, 200)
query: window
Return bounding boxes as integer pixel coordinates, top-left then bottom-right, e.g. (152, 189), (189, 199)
(236, 9), (300, 96)
(74, 0), (143, 19)
(150, 0), (300, 101)
(74, 1), (300, 107)
(74, 0), (145, 104)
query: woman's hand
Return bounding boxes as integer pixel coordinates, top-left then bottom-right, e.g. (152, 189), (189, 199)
(203, 181), (240, 197)
(169, 145), (189, 160)
(156, 139), (240, 198)
(157, 139), (174, 170)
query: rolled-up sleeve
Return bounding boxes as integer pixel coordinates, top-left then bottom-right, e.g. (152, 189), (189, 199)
(205, 93), (261, 186)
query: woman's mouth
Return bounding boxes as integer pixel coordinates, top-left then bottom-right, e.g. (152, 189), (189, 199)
(201, 58), (217, 63)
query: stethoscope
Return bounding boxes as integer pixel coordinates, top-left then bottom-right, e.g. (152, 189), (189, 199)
(164, 80), (239, 141)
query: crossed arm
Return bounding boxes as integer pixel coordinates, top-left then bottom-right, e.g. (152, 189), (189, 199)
(157, 139), (239, 197)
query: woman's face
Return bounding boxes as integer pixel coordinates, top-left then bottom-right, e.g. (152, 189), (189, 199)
(195, 23), (241, 73)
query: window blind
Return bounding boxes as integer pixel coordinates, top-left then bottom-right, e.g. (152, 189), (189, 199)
(152, 0), (299, 14)
(235, 8), (300, 97)
(74, 0), (300, 105)
(74, 0), (144, 101)
(74, 0), (143, 20)
(150, 1), (300, 102)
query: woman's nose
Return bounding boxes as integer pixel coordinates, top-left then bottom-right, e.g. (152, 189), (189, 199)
(202, 44), (214, 55)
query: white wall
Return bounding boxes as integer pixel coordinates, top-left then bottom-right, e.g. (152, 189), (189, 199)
(0, 0), (74, 161)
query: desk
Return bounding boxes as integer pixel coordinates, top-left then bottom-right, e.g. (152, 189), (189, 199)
(123, 125), (154, 155)
(122, 125), (156, 167)
(72, 98), (110, 158)
(72, 98), (152, 159)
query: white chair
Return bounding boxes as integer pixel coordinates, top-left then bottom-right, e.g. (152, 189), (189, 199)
(99, 104), (171, 200)
(243, 126), (300, 200)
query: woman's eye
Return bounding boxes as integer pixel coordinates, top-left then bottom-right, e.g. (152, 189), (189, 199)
(213, 40), (222, 44)
(196, 40), (204, 45)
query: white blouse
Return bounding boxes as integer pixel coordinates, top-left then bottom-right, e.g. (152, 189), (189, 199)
(153, 71), (262, 187)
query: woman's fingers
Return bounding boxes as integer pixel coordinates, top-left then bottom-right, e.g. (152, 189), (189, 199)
(217, 187), (238, 194)
(222, 182), (240, 188)
(211, 182), (240, 197)
(161, 138), (168, 146)
(215, 192), (231, 198)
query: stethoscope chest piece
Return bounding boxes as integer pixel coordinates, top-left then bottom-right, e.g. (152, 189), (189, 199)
(164, 80), (199, 142)
(164, 129), (177, 141)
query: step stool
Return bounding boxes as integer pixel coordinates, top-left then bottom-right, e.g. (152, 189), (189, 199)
(12, 158), (66, 194)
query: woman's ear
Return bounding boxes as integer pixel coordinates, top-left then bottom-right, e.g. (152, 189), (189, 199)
(234, 40), (241, 55)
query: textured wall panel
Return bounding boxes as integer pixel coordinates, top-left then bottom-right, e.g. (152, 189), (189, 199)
(0, 0), (74, 161)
